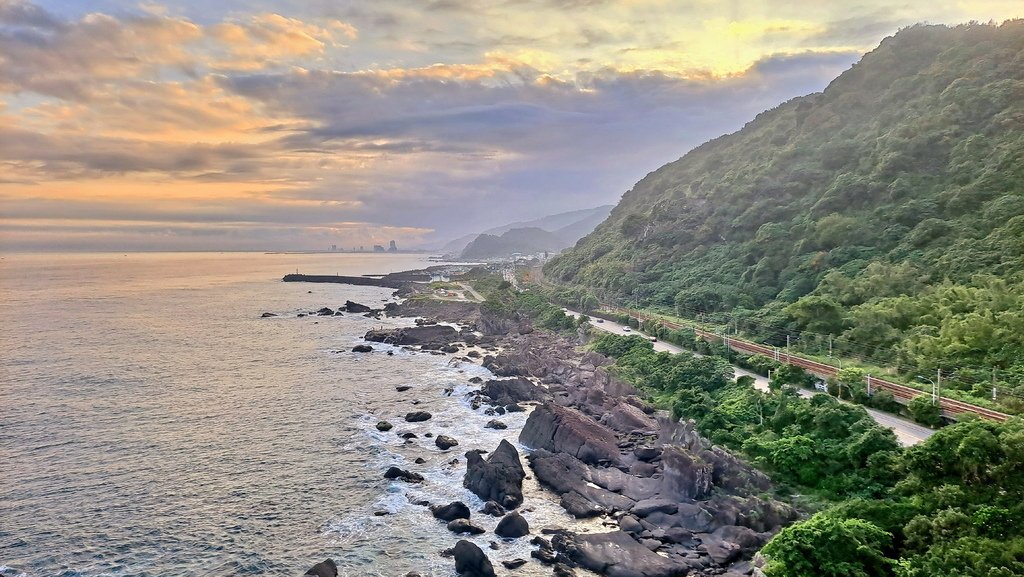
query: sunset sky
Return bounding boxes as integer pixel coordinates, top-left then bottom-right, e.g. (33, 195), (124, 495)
(1, 1), (1022, 251)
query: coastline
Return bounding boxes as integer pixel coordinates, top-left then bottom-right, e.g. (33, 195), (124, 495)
(296, 275), (793, 577)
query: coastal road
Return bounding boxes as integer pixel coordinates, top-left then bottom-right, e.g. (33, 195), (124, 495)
(565, 310), (935, 446)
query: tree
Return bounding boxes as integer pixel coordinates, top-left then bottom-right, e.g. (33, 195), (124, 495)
(907, 395), (943, 427)
(762, 513), (893, 577)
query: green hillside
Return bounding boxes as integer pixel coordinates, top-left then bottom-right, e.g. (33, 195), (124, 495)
(546, 21), (1024, 408)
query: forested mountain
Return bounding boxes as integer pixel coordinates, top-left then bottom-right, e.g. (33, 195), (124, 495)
(547, 21), (1024, 406)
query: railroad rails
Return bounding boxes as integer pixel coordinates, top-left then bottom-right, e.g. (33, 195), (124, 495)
(610, 308), (1010, 423)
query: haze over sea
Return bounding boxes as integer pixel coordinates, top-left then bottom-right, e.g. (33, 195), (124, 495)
(0, 252), (579, 577)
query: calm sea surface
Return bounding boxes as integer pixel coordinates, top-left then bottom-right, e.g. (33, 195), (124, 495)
(0, 253), (584, 577)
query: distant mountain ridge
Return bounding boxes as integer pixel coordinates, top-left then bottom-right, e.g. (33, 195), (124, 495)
(439, 205), (613, 258)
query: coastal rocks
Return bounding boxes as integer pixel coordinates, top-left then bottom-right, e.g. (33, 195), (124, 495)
(384, 467), (423, 483)
(364, 325), (459, 346)
(435, 435), (459, 450)
(352, 344), (373, 353)
(520, 403), (623, 465)
(600, 401), (658, 434)
(480, 501), (506, 517)
(565, 531), (689, 577)
(502, 558), (528, 569)
(660, 446), (713, 501)
(343, 300), (373, 313)
(304, 559), (339, 577)
(431, 501), (471, 522)
(448, 518), (486, 535)
(453, 540), (496, 577)
(464, 439), (525, 509)
(376, 421), (393, 432)
(316, 307), (335, 316)
(260, 312), (277, 318)
(480, 377), (544, 406)
(494, 511), (530, 538)
(484, 419), (507, 430)
(405, 411), (433, 422)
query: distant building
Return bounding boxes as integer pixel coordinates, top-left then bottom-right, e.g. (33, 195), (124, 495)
(331, 244), (337, 252)
(373, 244), (386, 252)
(388, 240), (398, 253)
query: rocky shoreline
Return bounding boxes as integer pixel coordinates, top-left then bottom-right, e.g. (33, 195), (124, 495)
(300, 293), (797, 577)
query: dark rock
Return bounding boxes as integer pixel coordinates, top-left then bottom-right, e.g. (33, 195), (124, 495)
(697, 531), (742, 565)
(384, 467), (423, 483)
(415, 457), (427, 464)
(480, 501), (506, 517)
(405, 411), (432, 422)
(469, 376), (483, 384)
(364, 325), (459, 346)
(374, 510), (390, 516)
(431, 501), (471, 522)
(495, 511), (530, 538)
(464, 439), (526, 509)
(344, 300), (373, 313)
(436, 435), (459, 450)
(660, 446), (713, 501)
(633, 447), (662, 462)
(453, 540), (496, 577)
(553, 563), (576, 577)
(519, 403), (622, 465)
(442, 345), (461, 353)
(396, 385), (412, 392)
(481, 377), (543, 405)
(560, 491), (604, 518)
(567, 531), (690, 577)
(260, 312), (277, 318)
(505, 403), (525, 413)
(448, 518), (486, 535)
(618, 515), (643, 533)
(484, 419), (507, 430)
(304, 558), (338, 577)
(631, 498), (679, 518)
(502, 558), (527, 569)
(376, 421), (393, 432)
(297, 313), (307, 317)
(467, 350), (481, 358)
(316, 307), (335, 316)
(400, 432), (418, 439)
(334, 311), (344, 316)
(352, 344), (373, 353)
(489, 541), (500, 550)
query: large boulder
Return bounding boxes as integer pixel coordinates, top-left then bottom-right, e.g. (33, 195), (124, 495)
(405, 411), (433, 422)
(383, 467), (423, 483)
(660, 446), (713, 501)
(453, 540), (496, 577)
(343, 300), (373, 313)
(364, 325), (460, 346)
(304, 559), (338, 576)
(480, 377), (544, 405)
(565, 531), (689, 577)
(464, 440), (525, 509)
(495, 511), (530, 538)
(600, 401), (658, 434)
(519, 403), (622, 465)
(431, 501), (471, 522)
(436, 435), (459, 450)
(448, 518), (486, 535)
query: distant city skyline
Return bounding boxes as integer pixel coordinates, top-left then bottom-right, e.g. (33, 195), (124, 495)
(1, 0), (1022, 251)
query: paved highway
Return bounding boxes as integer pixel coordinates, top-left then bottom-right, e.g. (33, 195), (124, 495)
(566, 310), (935, 446)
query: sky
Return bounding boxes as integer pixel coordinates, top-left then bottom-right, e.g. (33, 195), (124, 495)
(1, 1), (1022, 251)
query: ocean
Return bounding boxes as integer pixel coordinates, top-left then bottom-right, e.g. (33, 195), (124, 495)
(0, 252), (589, 577)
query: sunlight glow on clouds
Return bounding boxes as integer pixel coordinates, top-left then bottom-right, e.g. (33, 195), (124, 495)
(0, 0), (1021, 251)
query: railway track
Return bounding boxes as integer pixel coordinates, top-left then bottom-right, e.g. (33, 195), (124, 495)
(611, 308), (1010, 423)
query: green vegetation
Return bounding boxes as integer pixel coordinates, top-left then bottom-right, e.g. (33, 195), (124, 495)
(591, 331), (1024, 576)
(546, 22), (1024, 410)
(478, 279), (585, 332)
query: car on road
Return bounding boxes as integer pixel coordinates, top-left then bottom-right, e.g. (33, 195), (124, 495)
(814, 380), (828, 392)
(595, 318), (604, 323)
(648, 336), (657, 342)
(622, 326), (631, 332)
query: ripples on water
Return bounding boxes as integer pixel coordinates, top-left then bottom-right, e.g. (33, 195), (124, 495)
(0, 253), (598, 577)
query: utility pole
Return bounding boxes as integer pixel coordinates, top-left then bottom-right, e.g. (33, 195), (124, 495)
(786, 335), (791, 363)
(933, 368), (941, 404)
(828, 334), (833, 359)
(866, 374), (872, 396)
(992, 367), (998, 401)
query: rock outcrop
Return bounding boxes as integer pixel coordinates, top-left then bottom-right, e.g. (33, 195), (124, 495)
(519, 403), (623, 465)
(464, 440), (525, 509)
(304, 559), (339, 577)
(364, 325), (459, 346)
(453, 540), (496, 577)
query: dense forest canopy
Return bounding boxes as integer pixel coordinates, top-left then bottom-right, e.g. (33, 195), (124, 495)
(546, 21), (1024, 407)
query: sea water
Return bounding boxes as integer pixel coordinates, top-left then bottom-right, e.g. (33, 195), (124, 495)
(0, 253), (594, 577)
